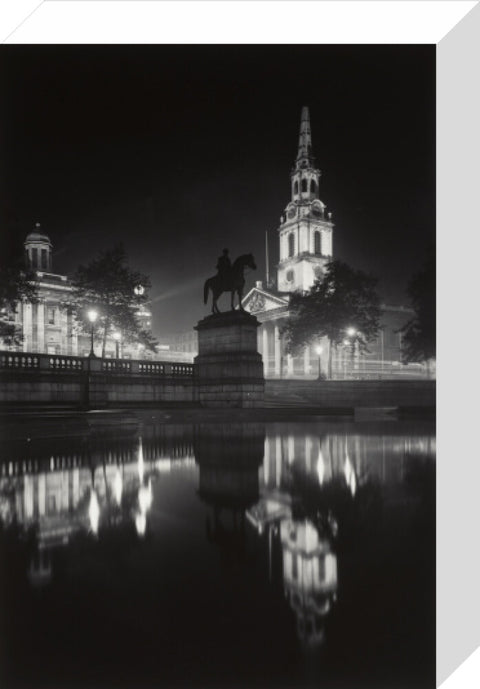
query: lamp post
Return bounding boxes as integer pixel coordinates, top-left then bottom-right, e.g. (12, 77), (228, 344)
(346, 327), (357, 378)
(113, 331), (121, 359)
(315, 345), (323, 380)
(87, 309), (98, 358)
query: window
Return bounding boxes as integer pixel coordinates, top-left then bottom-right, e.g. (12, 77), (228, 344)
(294, 180), (299, 195)
(32, 248), (38, 268)
(314, 231), (321, 254)
(41, 249), (48, 270)
(47, 307), (56, 325)
(288, 233), (295, 257)
(286, 270), (294, 283)
(310, 179), (316, 195)
(301, 178), (307, 193)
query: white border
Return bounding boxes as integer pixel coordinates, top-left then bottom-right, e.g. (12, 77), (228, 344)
(1, 1), (480, 687)
(0, 1), (477, 45)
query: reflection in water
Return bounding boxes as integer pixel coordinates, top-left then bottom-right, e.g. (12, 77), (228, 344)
(0, 420), (435, 688)
(281, 519), (337, 649)
(88, 488), (100, 535)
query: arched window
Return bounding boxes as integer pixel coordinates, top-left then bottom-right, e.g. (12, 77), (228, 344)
(288, 233), (295, 257)
(310, 179), (316, 195)
(301, 178), (307, 193)
(314, 231), (321, 254)
(293, 180), (299, 195)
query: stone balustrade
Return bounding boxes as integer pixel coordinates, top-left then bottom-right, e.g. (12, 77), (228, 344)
(0, 351), (194, 378)
(0, 350), (196, 408)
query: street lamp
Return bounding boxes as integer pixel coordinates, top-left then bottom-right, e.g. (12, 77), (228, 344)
(315, 345), (323, 379)
(87, 309), (98, 358)
(346, 327), (357, 377)
(112, 331), (121, 359)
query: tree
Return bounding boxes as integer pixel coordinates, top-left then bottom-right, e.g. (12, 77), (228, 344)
(0, 256), (38, 346)
(282, 260), (381, 379)
(69, 244), (157, 357)
(401, 252), (435, 369)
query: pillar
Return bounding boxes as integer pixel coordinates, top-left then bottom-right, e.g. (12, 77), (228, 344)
(287, 354), (294, 377)
(262, 325), (269, 376)
(37, 301), (45, 353)
(274, 324), (282, 377)
(23, 302), (33, 352)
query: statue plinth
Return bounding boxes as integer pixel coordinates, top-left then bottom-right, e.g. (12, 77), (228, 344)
(194, 311), (264, 408)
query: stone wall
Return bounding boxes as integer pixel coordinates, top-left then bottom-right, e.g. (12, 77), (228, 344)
(0, 352), (195, 408)
(265, 379), (436, 409)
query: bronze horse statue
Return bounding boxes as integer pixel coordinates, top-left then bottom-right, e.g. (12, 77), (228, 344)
(204, 253), (256, 313)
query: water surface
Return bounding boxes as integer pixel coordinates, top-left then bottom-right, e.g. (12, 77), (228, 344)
(0, 418), (435, 689)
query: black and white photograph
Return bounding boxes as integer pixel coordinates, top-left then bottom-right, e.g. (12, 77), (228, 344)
(1, 41), (436, 689)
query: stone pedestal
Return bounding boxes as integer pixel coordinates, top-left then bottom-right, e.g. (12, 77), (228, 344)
(194, 311), (264, 408)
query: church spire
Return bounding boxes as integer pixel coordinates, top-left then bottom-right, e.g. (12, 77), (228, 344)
(296, 106), (314, 167)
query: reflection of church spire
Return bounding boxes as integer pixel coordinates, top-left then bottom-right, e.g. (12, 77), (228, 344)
(280, 519), (337, 649)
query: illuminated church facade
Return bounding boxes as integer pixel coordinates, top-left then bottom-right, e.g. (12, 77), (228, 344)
(242, 107), (423, 379)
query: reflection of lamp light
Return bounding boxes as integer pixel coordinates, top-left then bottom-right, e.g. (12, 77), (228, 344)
(114, 468), (123, 506)
(315, 345), (323, 379)
(137, 436), (144, 483)
(135, 512), (146, 536)
(89, 489), (100, 534)
(344, 454), (356, 497)
(138, 479), (152, 514)
(317, 451), (325, 485)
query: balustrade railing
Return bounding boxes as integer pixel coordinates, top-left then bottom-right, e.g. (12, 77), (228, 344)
(102, 359), (132, 373)
(0, 353), (40, 369)
(49, 356), (84, 371)
(0, 350), (194, 378)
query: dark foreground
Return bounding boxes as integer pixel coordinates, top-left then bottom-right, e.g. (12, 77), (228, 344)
(0, 415), (435, 689)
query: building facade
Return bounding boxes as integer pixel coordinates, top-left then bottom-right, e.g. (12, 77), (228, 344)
(242, 107), (429, 379)
(1, 223), (153, 359)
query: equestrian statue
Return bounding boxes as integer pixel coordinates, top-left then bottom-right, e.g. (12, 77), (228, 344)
(204, 249), (257, 314)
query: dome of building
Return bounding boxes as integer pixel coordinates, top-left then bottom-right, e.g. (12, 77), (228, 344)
(25, 222), (52, 246)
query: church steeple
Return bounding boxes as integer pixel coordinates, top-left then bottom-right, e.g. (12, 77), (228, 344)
(296, 106), (314, 168)
(290, 107), (321, 204)
(277, 107), (334, 294)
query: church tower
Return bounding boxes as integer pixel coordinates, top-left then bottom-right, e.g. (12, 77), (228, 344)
(277, 107), (333, 293)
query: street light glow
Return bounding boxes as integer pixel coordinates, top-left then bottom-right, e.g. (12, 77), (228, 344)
(87, 309), (98, 323)
(315, 345), (323, 355)
(112, 331), (121, 341)
(346, 327), (356, 337)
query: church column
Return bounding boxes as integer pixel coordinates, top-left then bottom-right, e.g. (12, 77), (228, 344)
(274, 324), (282, 377)
(37, 301), (45, 353)
(286, 354), (294, 377)
(303, 345), (311, 378)
(262, 325), (269, 376)
(22, 303), (33, 352)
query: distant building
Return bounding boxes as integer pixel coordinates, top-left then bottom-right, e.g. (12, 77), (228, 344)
(1, 223), (153, 358)
(242, 107), (430, 379)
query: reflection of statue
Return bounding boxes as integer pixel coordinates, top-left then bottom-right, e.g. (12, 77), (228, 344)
(195, 423), (265, 566)
(204, 253), (257, 313)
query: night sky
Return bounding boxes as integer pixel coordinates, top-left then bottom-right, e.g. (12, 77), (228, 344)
(0, 45), (435, 336)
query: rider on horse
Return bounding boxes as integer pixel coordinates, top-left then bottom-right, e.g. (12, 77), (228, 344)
(216, 249), (232, 290)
